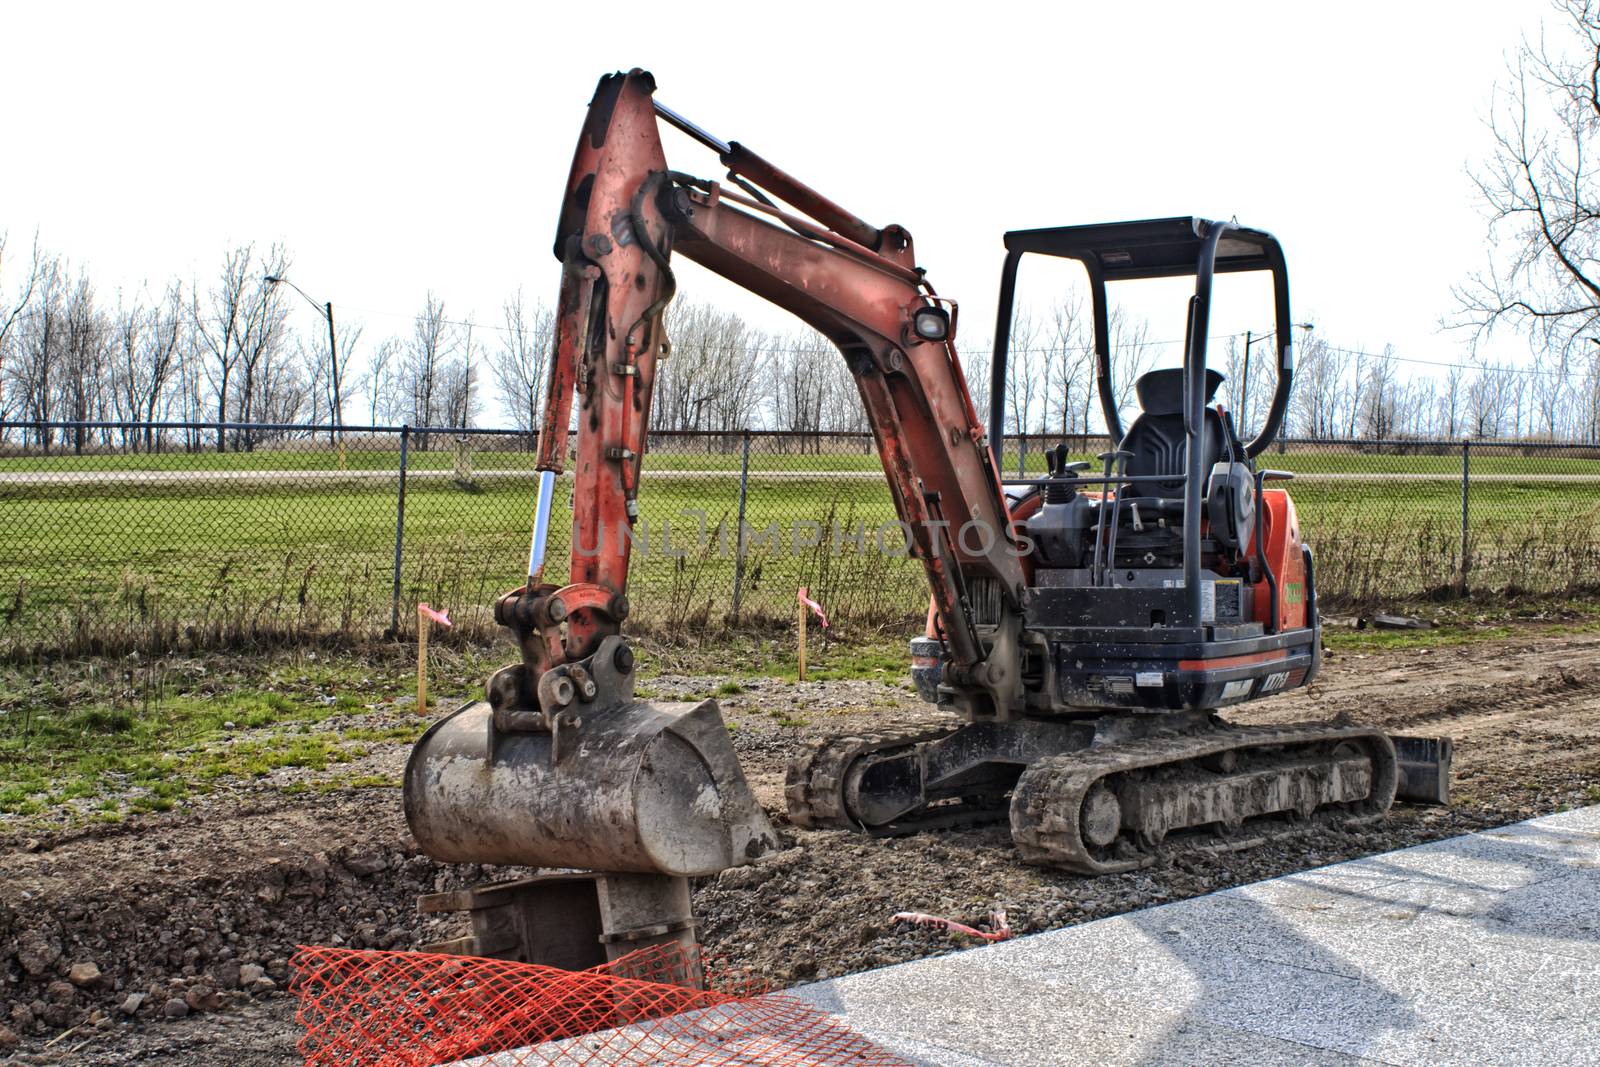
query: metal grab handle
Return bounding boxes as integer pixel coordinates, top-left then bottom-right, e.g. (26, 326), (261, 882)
(1183, 221), (1229, 624)
(1253, 470), (1279, 634)
(1093, 450), (1134, 587)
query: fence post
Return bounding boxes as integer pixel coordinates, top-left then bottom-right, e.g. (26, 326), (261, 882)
(1458, 439), (1470, 594)
(730, 430), (752, 624)
(391, 425), (411, 636)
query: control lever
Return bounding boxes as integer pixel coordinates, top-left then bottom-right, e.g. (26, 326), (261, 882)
(1093, 449), (1135, 586)
(1043, 444), (1091, 504)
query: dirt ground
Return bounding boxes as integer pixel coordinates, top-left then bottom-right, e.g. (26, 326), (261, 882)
(3, 626), (1599, 1065)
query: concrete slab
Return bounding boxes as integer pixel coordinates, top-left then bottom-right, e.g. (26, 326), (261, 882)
(480, 809), (1600, 1065)
(795, 806), (1600, 1066)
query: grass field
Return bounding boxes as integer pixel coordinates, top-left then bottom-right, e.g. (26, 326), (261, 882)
(5, 438), (1600, 657)
(0, 627), (924, 822)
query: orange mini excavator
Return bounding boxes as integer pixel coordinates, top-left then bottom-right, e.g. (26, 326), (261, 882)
(404, 71), (1449, 959)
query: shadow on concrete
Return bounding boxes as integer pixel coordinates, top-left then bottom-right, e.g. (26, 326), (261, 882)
(1116, 814), (1599, 1065)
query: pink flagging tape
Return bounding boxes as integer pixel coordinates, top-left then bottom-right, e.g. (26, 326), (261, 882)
(891, 909), (1012, 942)
(798, 588), (830, 630)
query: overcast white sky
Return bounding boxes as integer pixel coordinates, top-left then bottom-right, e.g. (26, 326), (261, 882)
(0, 0), (1547, 419)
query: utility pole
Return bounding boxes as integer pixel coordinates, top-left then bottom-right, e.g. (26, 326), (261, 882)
(1241, 323), (1314, 435)
(264, 274), (342, 446)
(324, 300), (340, 442)
(1241, 329), (1255, 429)
(459, 323), (472, 429)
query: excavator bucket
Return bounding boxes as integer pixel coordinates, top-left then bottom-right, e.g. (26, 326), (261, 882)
(404, 637), (778, 878)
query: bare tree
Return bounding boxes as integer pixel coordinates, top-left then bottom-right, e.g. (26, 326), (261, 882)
(249, 338), (310, 428)
(175, 316), (207, 449)
(0, 231), (43, 426)
(14, 256), (66, 447)
(404, 293), (454, 446)
(192, 247), (249, 449)
(762, 330), (866, 446)
(656, 300), (770, 435)
(1025, 300), (1152, 440)
(491, 289), (555, 433)
(1290, 333), (1347, 438)
(1038, 300), (1086, 436)
(443, 322), (478, 429)
(300, 336), (328, 427)
(1467, 360), (1518, 436)
(57, 273), (109, 451)
(1437, 365), (1467, 437)
(110, 292), (149, 440)
(231, 255), (292, 449)
(818, 348), (866, 434)
(146, 282), (188, 437)
(1002, 310), (1044, 437)
(1358, 346), (1403, 439)
(1401, 376), (1437, 437)
(706, 326), (768, 434)
(768, 333), (828, 445)
(1106, 307), (1157, 431)
(1530, 351), (1571, 435)
(193, 243), (290, 451)
(1456, 2), (1600, 366)
(108, 282), (186, 448)
(1576, 344), (1600, 439)
(364, 337), (403, 425)
(960, 338), (993, 438)
(1335, 348), (1366, 438)
(1220, 333), (1283, 438)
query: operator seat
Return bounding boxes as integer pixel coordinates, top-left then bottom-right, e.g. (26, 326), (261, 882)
(1117, 368), (1225, 508)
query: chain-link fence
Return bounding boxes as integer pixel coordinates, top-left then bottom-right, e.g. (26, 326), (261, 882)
(4, 421), (1599, 657)
(999, 433), (1600, 612)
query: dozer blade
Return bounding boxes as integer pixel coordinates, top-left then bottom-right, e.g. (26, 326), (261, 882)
(405, 639), (778, 878)
(1391, 734), (1453, 805)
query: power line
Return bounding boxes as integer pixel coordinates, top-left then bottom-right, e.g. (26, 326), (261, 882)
(1311, 341), (1573, 379)
(0, 297), (1580, 380)
(330, 302), (522, 336)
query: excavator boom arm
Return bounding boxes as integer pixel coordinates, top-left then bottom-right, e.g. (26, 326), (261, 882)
(525, 69), (1026, 717)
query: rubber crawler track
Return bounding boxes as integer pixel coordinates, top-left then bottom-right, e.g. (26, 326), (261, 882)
(1010, 722), (1399, 874)
(784, 723), (958, 829)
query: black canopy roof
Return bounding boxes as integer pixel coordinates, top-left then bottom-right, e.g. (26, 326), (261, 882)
(1003, 216), (1280, 282)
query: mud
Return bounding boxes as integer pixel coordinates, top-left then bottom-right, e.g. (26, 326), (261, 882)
(3, 629), (1598, 1064)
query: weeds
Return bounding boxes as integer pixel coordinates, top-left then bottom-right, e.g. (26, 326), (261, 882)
(0, 642), (498, 824)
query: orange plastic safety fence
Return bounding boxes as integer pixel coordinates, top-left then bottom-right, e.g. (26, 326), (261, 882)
(290, 943), (909, 1066)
